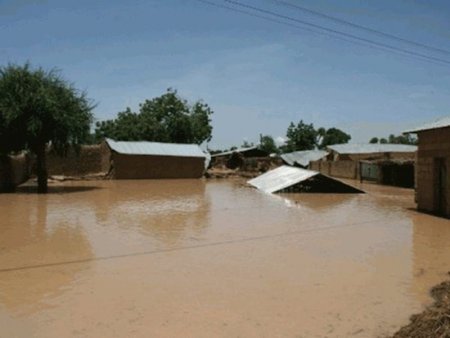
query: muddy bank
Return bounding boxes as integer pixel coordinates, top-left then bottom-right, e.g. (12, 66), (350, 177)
(392, 277), (450, 338)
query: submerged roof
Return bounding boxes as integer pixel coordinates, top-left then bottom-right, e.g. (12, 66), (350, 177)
(247, 166), (319, 193)
(106, 138), (207, 158)
(404, 116), (450, 133)
(281, 150), (328, 167)
(211, 146), (258, 157)
(327, 143), (417, 154)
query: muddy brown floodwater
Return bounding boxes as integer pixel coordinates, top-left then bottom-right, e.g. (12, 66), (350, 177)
(1, 179), (450, 337)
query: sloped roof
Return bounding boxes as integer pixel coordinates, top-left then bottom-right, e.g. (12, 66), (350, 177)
(106, 138), (207, 158)
(211, 146), (259, 157)
(281, 150), (328, 167)
(327, 143), (417, 154)
(404, 116), (450, 133)
(247, 166), (319, 193)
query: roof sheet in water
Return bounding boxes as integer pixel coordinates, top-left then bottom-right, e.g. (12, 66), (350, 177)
(404, 116), (450, 133)
(106, 138), (207, 158)
(247, 165), (319, 193)
(327, 143), (417, 154)
(281, 150), (328, 167)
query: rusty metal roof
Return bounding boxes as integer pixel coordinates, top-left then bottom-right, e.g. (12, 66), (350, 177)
(106, 138), (207, 158)
(404, 116), (450, 133)
(281, 150), (328, 167)
(247, 165), (319, 193)
(327, 143), (417, 154)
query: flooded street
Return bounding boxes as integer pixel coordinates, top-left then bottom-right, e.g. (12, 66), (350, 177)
(1, 180), (450, 337)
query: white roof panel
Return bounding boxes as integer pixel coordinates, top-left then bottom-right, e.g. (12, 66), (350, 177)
(327, 143), (417, 154)
(106, 138), (207, 158)
(247, 165), (319, 193)
(404, 116), (450, 133)
(281, 150), (328, 167)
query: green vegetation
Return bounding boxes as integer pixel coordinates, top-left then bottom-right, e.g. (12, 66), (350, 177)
(0, 63), (94, 193)
(282, 120), (351, 152)
(259, 134), (279, 154)
(95, 88), (213, 145)
(369, 134), (417, 145)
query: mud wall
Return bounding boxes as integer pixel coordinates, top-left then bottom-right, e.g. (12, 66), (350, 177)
(0, 153), (30, 191)
(45, 143), (110, 176)
(112, 153), (205, 179)
(415, 127), (450, 216)
(310, 160), (360, 180)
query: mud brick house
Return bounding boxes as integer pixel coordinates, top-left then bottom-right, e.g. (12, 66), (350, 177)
(405, 117), (450, 217)
(310, 143), (417, 184)
(106, 138), (209, 179)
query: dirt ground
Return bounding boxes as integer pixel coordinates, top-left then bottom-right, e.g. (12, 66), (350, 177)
(391, 277), (450, 338)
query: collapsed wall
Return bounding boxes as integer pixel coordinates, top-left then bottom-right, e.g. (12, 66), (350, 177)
(44, 143), (110, 177)
(0, 153), (31, 191)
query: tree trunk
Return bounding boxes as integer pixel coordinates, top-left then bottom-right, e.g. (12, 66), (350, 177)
(36, 143), (48, 194)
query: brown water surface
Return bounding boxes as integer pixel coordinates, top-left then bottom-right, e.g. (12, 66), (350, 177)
(1, 179), (450, 337)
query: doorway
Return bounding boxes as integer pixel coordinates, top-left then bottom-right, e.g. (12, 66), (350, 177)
(434, 158), (447, 215)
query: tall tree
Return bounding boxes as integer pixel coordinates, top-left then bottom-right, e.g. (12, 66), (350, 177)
(285, 120), (318, 152)
(259, 134), (278, 154)
(369, 137), (379, 144)
(95, 89), (213, 144)
(0, 63), (94, 193)
(319, 128), (351, 149)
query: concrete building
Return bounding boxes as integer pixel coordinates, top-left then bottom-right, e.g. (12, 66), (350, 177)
(106, 138), (209, 179)
(405, 117), (450, 217)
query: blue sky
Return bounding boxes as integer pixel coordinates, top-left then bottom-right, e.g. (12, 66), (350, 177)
(1, 0), (450, 149)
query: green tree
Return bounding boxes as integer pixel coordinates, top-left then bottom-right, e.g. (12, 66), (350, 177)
(0, 63), (94, 193)
(95, 89), (213, 144)
(319, 128), (351, 149)
(285, 120), (317, 152)
(369, 137), (379, 144)
(380, 138), (388, 144)
(241, 140), (254, 148)
(259, 134), (278, 154)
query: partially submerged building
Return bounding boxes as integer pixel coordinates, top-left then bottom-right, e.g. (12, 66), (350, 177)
(280, 150), (328, 168)
(247, 165), (362, 194)
(211, 146), (270, 170)
(310, 143), (417, 187)
(405, 117), (450, 217)
(106, 138), (209, 179)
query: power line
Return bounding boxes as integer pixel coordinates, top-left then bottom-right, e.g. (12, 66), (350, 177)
(272, 0), (450, 56)
(196, 0), (450, 66)
(223, 0), (450, 65)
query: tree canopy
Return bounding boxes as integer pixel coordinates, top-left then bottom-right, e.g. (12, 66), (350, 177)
(283, 120), (351, 152)
(95, 89), (213, 145)
(0, 63), (94, 192)
(259, 134), (279, 154)
(369, 134), (417, 145)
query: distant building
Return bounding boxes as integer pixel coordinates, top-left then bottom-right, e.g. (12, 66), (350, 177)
(309, 143), (417, 187)
(280, 150), (328, 168)
(106, 138), (209, 179)
(405, 117), (450, 217)
(326, 143), (417, 161)
(211, 146), (269, 159)
(210, 146), (269, 170)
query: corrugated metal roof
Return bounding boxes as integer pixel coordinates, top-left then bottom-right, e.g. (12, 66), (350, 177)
(106, 138), (207, 158)
(281, 150), (328, 167)
(404, 116), (450, 133)
(247, 165), (319, 193)
(327, 143), (417, 154)
(211, 146), (258, 157)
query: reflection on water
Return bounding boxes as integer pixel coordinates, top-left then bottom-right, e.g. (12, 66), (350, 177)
(0, 179), (449, 337)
